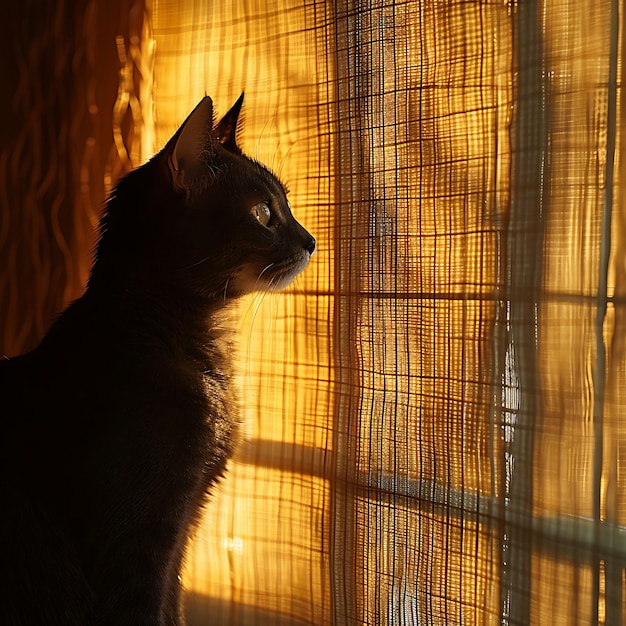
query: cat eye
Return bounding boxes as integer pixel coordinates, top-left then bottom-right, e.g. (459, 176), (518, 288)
(251, 201), (271, 226)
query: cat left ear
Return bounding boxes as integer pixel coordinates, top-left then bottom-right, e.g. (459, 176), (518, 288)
(167, 96), (214, 192)
(212, 93), (244, 154)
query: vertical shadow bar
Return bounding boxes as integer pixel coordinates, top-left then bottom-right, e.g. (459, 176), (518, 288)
(597, 0), (620, 622)
(502, 1), (550, 623)
(331, 2), (372, 623)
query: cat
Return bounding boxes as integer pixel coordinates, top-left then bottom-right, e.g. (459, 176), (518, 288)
(1, 94), (315, 625)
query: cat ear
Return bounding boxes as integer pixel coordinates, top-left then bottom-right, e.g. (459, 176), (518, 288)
(167, 96), (214, 192)
(212, 93), (244, 154)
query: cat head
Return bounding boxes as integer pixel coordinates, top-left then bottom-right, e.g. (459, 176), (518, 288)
(91, 94), (315, 303)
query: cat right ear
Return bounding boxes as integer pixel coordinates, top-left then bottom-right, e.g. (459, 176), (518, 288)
(212, 93), (244, 155)
(166, 96), (215, 193)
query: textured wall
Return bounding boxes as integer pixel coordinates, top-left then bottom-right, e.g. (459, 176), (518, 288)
(0, 0), (141, 356)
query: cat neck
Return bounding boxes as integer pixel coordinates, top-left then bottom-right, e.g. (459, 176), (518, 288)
(89, 258), (236, 315)
(98, 281), (232, 333)
(38, 280), (235, 368)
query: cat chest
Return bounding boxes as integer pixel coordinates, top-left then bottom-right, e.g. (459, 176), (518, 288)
(199, 369), (236, 441)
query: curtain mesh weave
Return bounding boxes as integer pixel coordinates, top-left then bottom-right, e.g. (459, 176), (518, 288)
(1, 0), (625, 624)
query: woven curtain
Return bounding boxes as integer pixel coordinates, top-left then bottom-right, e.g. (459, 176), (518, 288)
(2, 0), (626, 624)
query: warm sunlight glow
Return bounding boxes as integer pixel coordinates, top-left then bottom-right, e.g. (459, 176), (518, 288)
(150, 1), (333, 622)
(3, 0), (626, 623)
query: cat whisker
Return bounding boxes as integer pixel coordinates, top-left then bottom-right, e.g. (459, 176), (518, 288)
(241, 290), (261, 325)
(259, 262), (275, 277)
(268, 273), (279, 291)
(249, 291), (267, 334)
(255, 107), (278, 163)
(276, 141), (295, 181)
(255, 121), (270, 162)
(294, 272), (310, 295)
(242, 290), (269, 388)
(180, 256), (210, 271)
(222, 277), (231, 303)
(254, 262), (276, 289)
(241, 291), (266, 345)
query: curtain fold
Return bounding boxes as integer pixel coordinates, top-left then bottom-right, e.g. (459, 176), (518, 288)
(0, 0), (135, 355)
(333, 1), (511, 622)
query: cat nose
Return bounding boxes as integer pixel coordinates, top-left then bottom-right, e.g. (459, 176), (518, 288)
(305, 236), (316, 256)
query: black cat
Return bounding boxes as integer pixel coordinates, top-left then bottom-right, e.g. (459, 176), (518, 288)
(1, 94), (315, 624)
